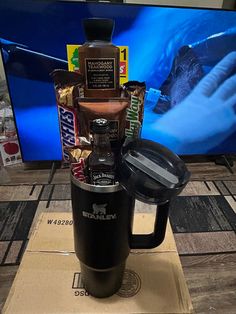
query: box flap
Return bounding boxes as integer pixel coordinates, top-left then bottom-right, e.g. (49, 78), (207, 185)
(3, 251), (193, 314)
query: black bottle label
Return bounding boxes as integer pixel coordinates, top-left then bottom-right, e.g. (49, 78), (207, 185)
(91, 171), (115, 185)
(90, 120), (119, 141)
(85, 58), (115, 90)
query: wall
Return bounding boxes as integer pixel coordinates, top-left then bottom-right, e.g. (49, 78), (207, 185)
(124, 0), (224, 7)
(223, 0), (236, 9)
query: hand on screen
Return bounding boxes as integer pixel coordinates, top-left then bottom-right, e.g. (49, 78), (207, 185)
(142, 52), (236, 154)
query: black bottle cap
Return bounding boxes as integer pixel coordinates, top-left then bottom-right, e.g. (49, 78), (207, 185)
(83, 18), (114, 42)
(91, 118), (110, 134)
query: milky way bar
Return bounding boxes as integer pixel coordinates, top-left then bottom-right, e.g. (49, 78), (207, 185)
(123, 81), (146, 138)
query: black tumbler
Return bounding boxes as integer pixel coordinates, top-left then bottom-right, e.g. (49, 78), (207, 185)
(71, 139), (190, 298)
(71, 177), (171, 297)
(71, 179), (134, 297)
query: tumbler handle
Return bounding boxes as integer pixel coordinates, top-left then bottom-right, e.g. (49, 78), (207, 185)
(130, 201), (170, 249)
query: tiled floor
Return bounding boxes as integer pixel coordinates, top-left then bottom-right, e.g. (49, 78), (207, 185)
(0, 164), (236, 313)
(1, 180), (236, 266)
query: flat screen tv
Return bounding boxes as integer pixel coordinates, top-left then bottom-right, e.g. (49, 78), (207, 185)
(0, 0), (236, 161)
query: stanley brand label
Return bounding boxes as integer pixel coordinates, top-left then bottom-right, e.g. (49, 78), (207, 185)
(82, 203), (117, 220)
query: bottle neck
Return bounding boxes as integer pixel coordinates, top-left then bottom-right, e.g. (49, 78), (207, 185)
(93, 133), (111, 153)
(85, 39), (112, 46)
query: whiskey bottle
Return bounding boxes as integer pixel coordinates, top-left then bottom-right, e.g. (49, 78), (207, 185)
(88, 119), (115, 185)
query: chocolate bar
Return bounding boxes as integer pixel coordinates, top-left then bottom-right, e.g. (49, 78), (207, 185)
(123, 81), (146, 138)
(51, 70), (84, 162)
(68, 147), (91, 182)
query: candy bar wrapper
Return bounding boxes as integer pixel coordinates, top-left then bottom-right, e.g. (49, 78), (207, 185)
(71, 159), (86, 182)
(51, 70), (84, 162)
(51, 69), (84, 107)
(58, 104), (80, 162)
(77, 98), (129, 144)
(67, 146), (91, 163)
(51, 68), (146, 164)
(123, 81), (146, 138)
(68, 147), (91, 182)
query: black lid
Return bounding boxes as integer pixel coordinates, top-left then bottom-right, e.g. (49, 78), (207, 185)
(118, 138), (190, 204)
(83, 18), (114, 42)
(91, 118), (110, 134)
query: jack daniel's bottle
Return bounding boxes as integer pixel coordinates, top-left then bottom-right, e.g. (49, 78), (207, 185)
(88, 119), (115, 185)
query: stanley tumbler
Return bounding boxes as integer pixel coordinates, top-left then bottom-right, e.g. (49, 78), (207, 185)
(71, 139), (190, 298)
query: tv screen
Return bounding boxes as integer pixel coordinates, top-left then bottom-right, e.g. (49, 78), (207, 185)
(0, 0), (236, 161)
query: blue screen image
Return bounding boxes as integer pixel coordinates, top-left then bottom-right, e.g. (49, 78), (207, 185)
(0, 0), (236, 160)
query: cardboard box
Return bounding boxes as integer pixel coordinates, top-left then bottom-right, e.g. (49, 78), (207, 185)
(3, 213), (193, 313)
